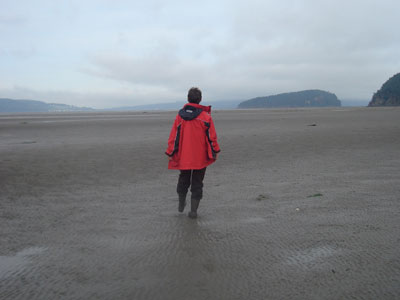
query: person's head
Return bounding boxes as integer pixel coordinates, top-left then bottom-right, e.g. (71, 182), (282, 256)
(187, 87), (202, 104)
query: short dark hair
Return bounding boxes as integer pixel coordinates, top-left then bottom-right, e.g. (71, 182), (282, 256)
(187, 87), (202, 104)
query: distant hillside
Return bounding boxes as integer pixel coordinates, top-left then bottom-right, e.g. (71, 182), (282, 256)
(368, 73), (400, 106)
(0, 98), (94, 113)
(238, 90), (341, 108)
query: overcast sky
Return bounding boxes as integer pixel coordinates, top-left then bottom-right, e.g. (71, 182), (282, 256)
(1, 0), (399, 108)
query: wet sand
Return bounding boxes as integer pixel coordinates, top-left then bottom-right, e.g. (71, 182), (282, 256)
(1, 107), (400, 299)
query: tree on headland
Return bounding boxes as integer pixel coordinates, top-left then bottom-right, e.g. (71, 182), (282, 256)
(368, 73), (400, 106)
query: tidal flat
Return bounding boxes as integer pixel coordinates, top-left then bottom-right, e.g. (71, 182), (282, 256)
(1, 107), (399, 299)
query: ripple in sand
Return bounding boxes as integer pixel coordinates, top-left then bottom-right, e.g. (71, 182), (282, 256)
(0, 247), (47, 279)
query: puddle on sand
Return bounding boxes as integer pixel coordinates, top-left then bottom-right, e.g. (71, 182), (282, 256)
(285, 245), (338, 266)
(0, 247), (46, 279)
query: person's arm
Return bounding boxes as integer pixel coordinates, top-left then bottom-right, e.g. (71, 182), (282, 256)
(208, 117), (221, 156)
(165, 116), (179, 157)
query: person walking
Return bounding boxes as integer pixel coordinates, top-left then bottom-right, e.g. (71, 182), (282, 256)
(165, 87), (220, 218)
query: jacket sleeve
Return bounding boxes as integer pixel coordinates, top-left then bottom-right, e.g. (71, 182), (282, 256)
(208, 117), (221, 154)
(165, 115), (180, 156)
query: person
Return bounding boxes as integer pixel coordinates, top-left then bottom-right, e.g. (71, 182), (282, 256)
(165, 87), (220, 218)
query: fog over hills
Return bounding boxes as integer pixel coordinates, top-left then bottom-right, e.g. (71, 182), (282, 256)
(106, 100), (243, 111)
(0, 98), (93, 113)
(1, 96), (371, 113)
(341, 99), (369, 107)
(0, 98), (243, 113)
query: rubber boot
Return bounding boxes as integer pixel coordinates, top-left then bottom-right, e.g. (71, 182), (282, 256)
(188, 198), (200, 219)
(178, 194), (186, 213)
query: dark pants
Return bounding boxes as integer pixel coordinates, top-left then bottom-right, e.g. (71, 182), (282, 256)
(177, 168), (207, 200)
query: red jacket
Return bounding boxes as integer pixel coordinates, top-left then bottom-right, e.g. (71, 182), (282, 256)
(166, 103), (221, 170)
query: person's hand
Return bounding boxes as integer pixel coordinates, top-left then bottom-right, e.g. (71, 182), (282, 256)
(168, 156), (173, 161)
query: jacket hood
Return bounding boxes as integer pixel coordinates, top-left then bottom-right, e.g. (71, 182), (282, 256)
(179, 103), (212, 120)
(185, 103), (211, 113)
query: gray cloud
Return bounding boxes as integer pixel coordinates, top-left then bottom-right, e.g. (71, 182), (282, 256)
(81, 0), (400, 103)
(1, 0), (399, 107)
(0, 14), (27, 26)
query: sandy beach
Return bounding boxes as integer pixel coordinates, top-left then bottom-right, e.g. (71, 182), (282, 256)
(1, 107), (399, 299)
